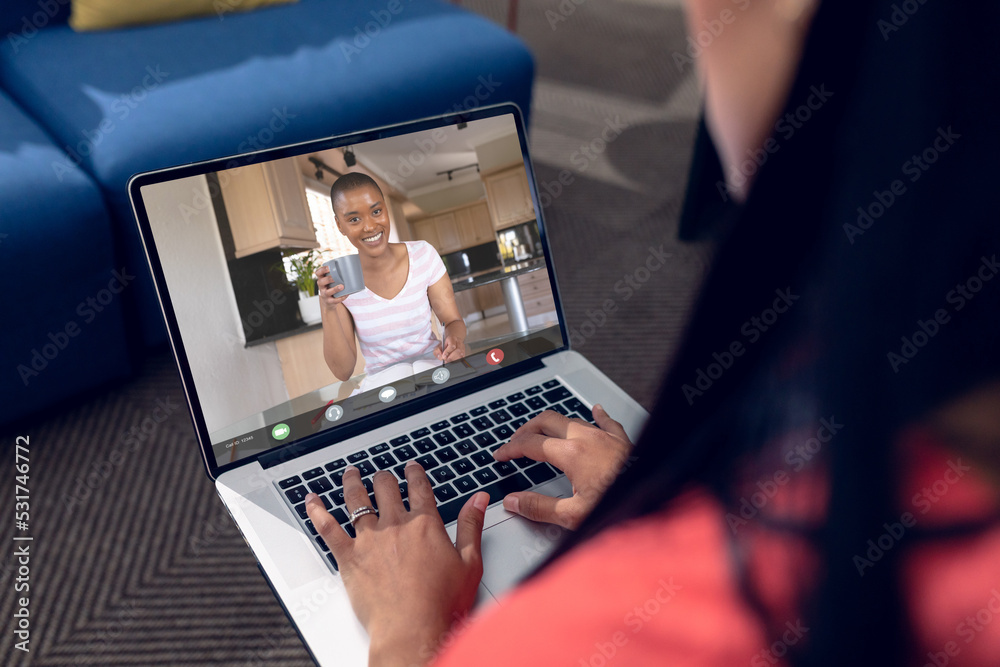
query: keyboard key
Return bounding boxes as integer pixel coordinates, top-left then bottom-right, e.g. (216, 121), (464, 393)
(506, 392), (526, 402)
(362, 478), (374, 494)
(332, 489), (346, 506)
(284, 486), (309, 504)
(394, 444), (418, 461)
(435, 446), (459, 463)
(525, 463), (558, 485)
(373, 453), (397, 470)
(315, 535), (330, 552)
(344, 523), (356, 538)
(508, 402), (530, 417)
(471, 451), (494, 467)
(324, 459), (347, 472)
(527, 411), (542, 419)
(390, 435), (411, 446)
(394, 464), (408, 479)
(542, 379), (561, 389)
(369, 443), (390, 455)
(525, 385), (544, 395)
(410, 427), (431, 439)
(415, 454), (439, 471)
(302, 467), (324, 481)
(347, 451), (369, 463)
(431, 467), (456, 483)
(450, 413), (470, 424)
(331, 508), (349, 525)
(452, 459), (475, 475)
(431, 420), (451, 432)
(564, 398), (593, 422)
(492, 424), (514, 440)
(398, 481), (408, 499)
(433, 483), (458, 503)
(474, 432), (497, 448)
(474, 468), (499, 485)
(453, 475), (477, 494)
(526, 396), (547, 411)
(294, 503), (308, 519)
(356, 460), (376, 477)
(278, 475), (302, 489)
(327, 553), (339, 572)
(488, 399), (508, 410)
(331, 469), (345, 486)
(304, 518), (318, 535)
(453, 423), (475, 438)
(550, 404), (569, 416)
(490, 409), (512, 423)
(543, 386), (572, 403)
(454, 440), (476, 457)
(413, 438), (436, 453)
(511, 418), (528, 429)
(512, 457), (534, 469)
(308, 477), (333, 494)
(436, 473), (532, 525)
(470, 405), (489, 416)
(471, 416), (494, 431)
(492, 461), (517, 477)
(433, 430), (457, 446)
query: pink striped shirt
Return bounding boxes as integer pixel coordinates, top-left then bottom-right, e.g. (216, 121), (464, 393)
(342, 241), (447, 375)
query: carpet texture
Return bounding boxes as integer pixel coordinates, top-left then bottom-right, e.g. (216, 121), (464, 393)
(0, 1), (709, 664)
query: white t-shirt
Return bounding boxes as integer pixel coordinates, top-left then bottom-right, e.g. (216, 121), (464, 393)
(342, 241), (447, 375)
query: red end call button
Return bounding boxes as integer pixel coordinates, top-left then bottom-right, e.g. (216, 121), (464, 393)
(486, 348), (504, 365)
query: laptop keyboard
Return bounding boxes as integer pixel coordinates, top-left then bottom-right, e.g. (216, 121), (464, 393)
(275, 379), (594, 572)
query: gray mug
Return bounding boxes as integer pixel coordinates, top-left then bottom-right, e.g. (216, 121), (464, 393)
(323, 255), (365, 298)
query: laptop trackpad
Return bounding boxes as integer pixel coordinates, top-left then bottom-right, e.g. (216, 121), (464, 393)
(480, 516), (568, 599)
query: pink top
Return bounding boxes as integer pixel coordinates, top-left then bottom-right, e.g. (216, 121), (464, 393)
(342, 241), (447, 375)
(432, 430), (1000, 666)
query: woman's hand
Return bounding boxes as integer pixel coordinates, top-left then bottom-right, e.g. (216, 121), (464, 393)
(316, 265), (350, 311)
(305, 463), (488, 666)
(492, 405), (633, 530)
(434, 331), (466, 363)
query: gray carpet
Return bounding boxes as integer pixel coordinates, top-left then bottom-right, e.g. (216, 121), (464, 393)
(0, 2), (708, 664)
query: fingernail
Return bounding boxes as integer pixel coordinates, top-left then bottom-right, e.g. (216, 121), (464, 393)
(473, 492), (488, 512)
(405, 460), (420, 468)
(503, 495), (519, 514)
(593, 403), (603, 412)
(305, 493), (318, 503)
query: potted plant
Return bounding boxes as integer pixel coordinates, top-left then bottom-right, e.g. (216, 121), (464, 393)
(286, 250), (323, 324)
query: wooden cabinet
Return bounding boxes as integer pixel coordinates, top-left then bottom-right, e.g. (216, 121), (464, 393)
(475, 282), (504, 312)
(412, 201), (495, 254)
(517, 270), (556, 317)
(454, 202), (495, 247)
(220, 160), (318, 258)
(483, 165), (535, 230)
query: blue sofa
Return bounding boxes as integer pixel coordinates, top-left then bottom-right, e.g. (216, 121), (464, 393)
(0, 0), (534, 426)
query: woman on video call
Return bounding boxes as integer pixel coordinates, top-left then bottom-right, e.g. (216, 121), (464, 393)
(316, 172), (467, 384)
(306, 0), (1000, 665)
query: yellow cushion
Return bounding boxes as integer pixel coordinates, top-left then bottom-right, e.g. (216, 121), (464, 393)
(69, 0), (298, 32)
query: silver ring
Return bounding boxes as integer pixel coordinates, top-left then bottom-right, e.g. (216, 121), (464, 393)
(348, 506), (377, 526)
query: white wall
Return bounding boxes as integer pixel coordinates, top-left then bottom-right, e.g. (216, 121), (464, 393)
(141, 174), (289, 434)
(475, 133), (522, 173)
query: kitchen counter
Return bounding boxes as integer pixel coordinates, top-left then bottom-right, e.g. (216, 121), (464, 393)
(450, 258), (547, 293)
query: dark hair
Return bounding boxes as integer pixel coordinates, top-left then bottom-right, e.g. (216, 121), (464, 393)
(542, 1), (1000, 665)
(329, 172), (384, 211)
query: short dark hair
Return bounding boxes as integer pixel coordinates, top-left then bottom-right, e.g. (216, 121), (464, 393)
(329, 172), (384, 211)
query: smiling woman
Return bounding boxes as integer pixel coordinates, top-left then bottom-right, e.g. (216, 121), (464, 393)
(316, 172), (468, 382)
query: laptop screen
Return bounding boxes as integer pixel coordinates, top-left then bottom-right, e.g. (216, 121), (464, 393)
(132, 108), (565, 475)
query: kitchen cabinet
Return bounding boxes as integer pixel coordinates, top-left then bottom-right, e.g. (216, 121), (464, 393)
(220, 160), (318, 258)
(517, 270), (556, 317)
(275, 328), (365, 398)
(454, 202), (495, 247)
(412, 201), (494, 254)
(483, 164), (535, 230)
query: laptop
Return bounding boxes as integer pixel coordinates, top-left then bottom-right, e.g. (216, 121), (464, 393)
(128, 103), (648, 665)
